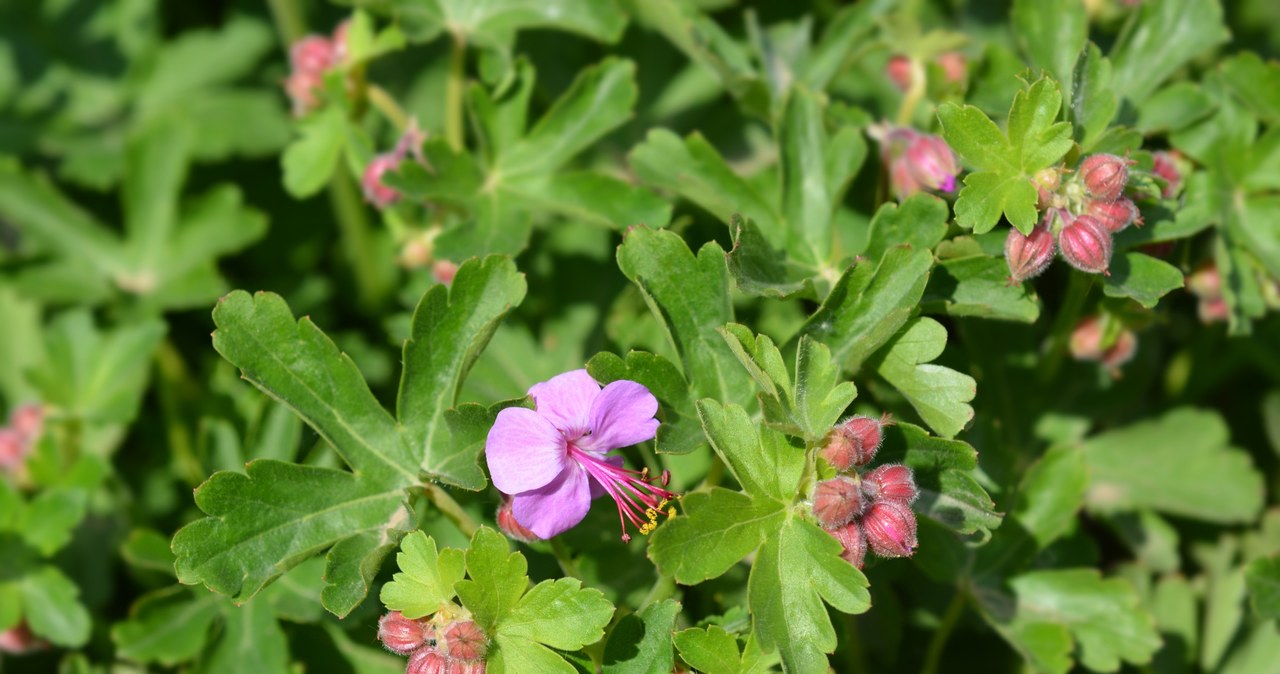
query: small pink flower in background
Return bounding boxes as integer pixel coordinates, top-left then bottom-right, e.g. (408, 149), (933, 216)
(1152, 151), (1182, 197)
(871, 125), (960, 200)
(885, 55), (914, 91)
(362, 119), (430, 209)
(0, 622), (44, 654)
(485, 369), (676, 541)
(283, 21), (350, 117)
(936, 51), (967, 83)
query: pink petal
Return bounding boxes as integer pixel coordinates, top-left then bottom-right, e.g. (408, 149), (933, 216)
(510, 465), (593, 538)
(528, 369), (601, 439)
(485, 407), (567, 494)
(579, 380), (659, 453)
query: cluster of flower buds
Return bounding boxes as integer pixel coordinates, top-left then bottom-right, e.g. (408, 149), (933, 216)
(0, 403), (43, 474)
(885, 51), (967, 91)
(814, 415), (918, 568)
(1186, 262), (1228, 324)
(379, 611), (488, 674)
(1069, 314), (1137, 377)
(362, 119), (429, 209)
(870, 124), (960, 201)
(283, 21), (349, 117)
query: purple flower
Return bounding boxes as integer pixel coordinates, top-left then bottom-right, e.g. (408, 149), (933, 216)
(484, 370), (677, 540)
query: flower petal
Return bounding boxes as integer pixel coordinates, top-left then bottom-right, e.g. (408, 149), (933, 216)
(528, 369), (601, 438)
(580, 380), (660, 452)
(511, 465), (593, 538)
(485, 407), (567, 494)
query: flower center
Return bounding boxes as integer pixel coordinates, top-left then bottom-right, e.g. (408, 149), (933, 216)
(568, 445), (679, 542)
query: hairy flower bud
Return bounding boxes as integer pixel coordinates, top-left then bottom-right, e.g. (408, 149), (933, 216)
(875, 126), (959, 200)
(1079, 153), (1129, 201)
(440, 620), (488, 662)
(822, 415), (887, 471)
(496, 495), (540, 543)
(862, 500), (918, 558)
(861, 464), (918, 505)
(1085, 197), (1141, 233)
(886, 55), (913, 91)
(362, 153), (402, 208)
(290, 35), (334, 74)
(407, 648), (453, 674)
(378, 611), (431, 655)
(1152, 151), (1182, 198)
(829, 522), (867, 569)
(1058, 214), (1113, 275)
(813, 477), (863, 529)
(1005, 224), (1055, 285)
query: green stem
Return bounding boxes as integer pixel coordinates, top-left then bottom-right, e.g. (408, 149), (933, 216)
(1039, 271), (1094, 383)
(426, 484), (480, 538)
(266, 0), (308, 45)
(894, 58), (927, 126)
(154, 340), (205, 487)
(549, 538), (584, 581)
(327, 171), (387, 309)
(637, 572), (676, 611)
(444, 34), (467, 151)
(921, 589), (968, 674)
(367, 84), (410, 131)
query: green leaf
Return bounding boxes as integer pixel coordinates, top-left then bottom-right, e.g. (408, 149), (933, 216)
(725, 215), (818, 300)
(499, 577), (614, 651)
(602, 599), (681, 673)
(19, 488), (87, 556)
(648, 488), (785, 585)
(379, 531), (466, 619)
(939, 78), (1073, 233)
(1081, 408), (1264, 523)
(389, 0), (627, 51)
(1012, 0), (1086, 100)
(674, 625), (742, 674)
(282, 105), (346, 198)
(1246, 555), (1280, 620)
(121, 528), (178, 577)
(719, 325), (857, 440)
(1070, 43), (1118, 151)
(197, 598), (290, 674)
(455, 527), (529, 633)
(1109, 0), (1229, 106)
(876, 423), (1000, 537)
(173, 291), (415, 616)
(1101, 252), (1185, 308)
(696, 400), (804, 503)
(1014, 446), (1087, 548)
(922, 254), (1041, 322)
(862, 194), (949, 264)
(398, 256), (527, 488)
(748, 519), (870, 672)
(1005, 570), (1160, 673)
(502, 171), (671, 230)
(797, 245), (934, 372)
(616, 227), (753, 406)
(869, 317), (976, 438)
(587, 350), (704, 456)
(20, 566), (91, 648)
(1221, 52), (1280, 124)
(1137, 82), (1216, 134)
(113, 587), (221, 665)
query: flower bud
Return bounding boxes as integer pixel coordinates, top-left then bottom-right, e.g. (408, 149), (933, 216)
(1198, 297), (1229, 324)
(0, 622), (43, 654)
(290, 35), (335, 74)
(1101, 329), (1137, 372)
(1085, 198), (1141, 233)
(1186, 263), (1221, 299)
(1057, 214), (1112, 275)
(1152, 151), (1182, 198)
(886, 55), (913, 91)
(1033, 167), (1062, 209)
(440, 620), (488, 662)
(1079, 153), (1129, 201)
(876, 126), (959, 200)
(936, 51), (967, 83)
(822, 415), (887, 471)
(407, 648), (452, 674)
(432, 260), (460, 286)
(496, 495), (540, 543)
(0, 428), (26, 471)
(1005, 224), (1055, 285)
(861, 464), (918, 505)
(378, 611), (431, 655)
(862, 500), (918, 558)
(812, 477), (863, 529)
(330, 20), (351, 66)
(829, 522), (867, 569)
(284, 70), (324, 117)
(10, 403), (43, 441)
(362, 153), (402, 208)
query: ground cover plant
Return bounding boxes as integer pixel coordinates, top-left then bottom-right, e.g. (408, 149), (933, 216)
(2, 0), (1280, 672)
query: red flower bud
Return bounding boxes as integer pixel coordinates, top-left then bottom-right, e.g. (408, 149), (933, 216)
(862, 500), (918, 558)
(1069, 314), (1106, 361)
(407, 648), (453, 674)
(362, 153), (402, 208)
(1057, 213), (1112, 275)
(496, 495), (540, 543)
(1085, 198), (1141, 233)
(936, 51), (967, 83)
(440, 620), (488, 662)
(813, 477), (863, 529)
(877, 126), (959, 199)
(378, 611), (431, 655)
(1199, 297), (1229, 324)
(1152, 151), (1182, 198)
(829, 522), (868, 569)
(284, 69), (324, 117)
(862, 464), (918, 505)
(1101, 329), (1138, 372)
(822, 415), (887, 471)
(0, 428), (27, 471)
(1186, 262), (1221, 299)
(432, 260), (459, 286)
(10, 403), (43, 442)
(0, 622), (44, 654)
(1079, 153), (1130, 201)
(290, 35), (335, 75)
(1004, 224), (1055, 285)
(886, 55), (913, 92)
